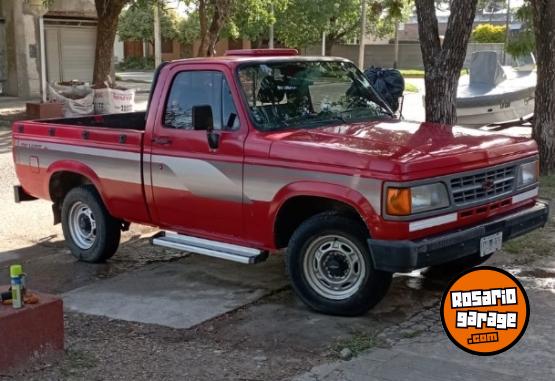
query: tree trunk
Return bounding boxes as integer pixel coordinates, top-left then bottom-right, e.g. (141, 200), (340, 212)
(325, 37), (334, 56)
(93, 0), (127, 87)
(530, 0), (555, 175)
(415, 0), (478, 124)
(197, 0), (209, 56)
(196, 0), (234, 57)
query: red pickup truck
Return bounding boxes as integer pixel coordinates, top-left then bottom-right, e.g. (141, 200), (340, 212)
(13, 49), (548, 316)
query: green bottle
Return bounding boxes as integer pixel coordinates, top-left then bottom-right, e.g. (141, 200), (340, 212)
(10, 265), (23, 309)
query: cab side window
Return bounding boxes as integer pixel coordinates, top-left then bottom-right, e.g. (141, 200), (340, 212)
(164, 71), (240, 131)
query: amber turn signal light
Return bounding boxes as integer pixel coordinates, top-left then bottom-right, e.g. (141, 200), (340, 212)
(386, 188), (412, 216)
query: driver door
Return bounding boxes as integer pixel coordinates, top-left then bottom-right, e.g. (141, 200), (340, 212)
(149, 68), (245, 239)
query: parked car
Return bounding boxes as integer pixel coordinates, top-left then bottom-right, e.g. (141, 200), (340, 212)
(13, 49), (549, 316)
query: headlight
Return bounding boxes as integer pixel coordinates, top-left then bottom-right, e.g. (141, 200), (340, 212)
(386, 183), (450, 216)
(517, 161), (539, 188)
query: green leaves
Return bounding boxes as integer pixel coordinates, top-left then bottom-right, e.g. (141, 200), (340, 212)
(118, 2), (181, 42)
(274, 0), (411, 49)
(471, 24), (507, 43)
(505, 2), (535, 58)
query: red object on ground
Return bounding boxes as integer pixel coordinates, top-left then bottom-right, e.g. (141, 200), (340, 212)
(0, 288), (64, 371)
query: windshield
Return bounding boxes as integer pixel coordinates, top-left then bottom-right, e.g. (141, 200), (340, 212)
(237, 60), (392, 131)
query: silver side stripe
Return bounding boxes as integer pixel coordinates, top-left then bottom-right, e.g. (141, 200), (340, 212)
(14, 138), (383, 213)
(151, 155), (245, 203)
(15, 139), (139, 161)
(409, 212), (458, 232)
(512, 187), (539, 204)
(14, 139), (142, 185)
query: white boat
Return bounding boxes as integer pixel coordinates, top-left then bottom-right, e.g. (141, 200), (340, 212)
(456, 51), (536, 127)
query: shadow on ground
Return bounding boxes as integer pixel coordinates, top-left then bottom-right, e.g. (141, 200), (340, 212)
(0, 230), (462, 381)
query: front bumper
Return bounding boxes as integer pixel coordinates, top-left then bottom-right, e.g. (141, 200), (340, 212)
(368, 201), (549, 273)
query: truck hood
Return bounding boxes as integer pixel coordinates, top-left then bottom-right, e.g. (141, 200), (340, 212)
(267, 119), (537, 179)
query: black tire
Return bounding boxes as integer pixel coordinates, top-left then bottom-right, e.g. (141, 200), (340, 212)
(286, 212), (392, 316)
(61, 185), (121, 263)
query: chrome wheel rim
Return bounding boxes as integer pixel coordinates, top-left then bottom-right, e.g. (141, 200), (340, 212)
(302, 235), (366, 300)
(68, 201), (96, 250)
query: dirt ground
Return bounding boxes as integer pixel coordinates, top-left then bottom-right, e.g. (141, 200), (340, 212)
(1, 112), (554, 380)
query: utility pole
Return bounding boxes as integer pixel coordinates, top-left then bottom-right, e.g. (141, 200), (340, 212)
(153, 2), (162, 68)
(321, 32), (326, 56)
(358, 0), (367, 69)
(503, 0), (511, 65)
(393, 21), (399, 69)
(269, 2), (274, 49)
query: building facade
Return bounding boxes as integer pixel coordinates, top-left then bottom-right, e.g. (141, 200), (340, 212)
(0, 0), (97, 98)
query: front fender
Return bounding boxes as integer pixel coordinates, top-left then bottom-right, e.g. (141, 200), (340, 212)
(269, 181), (381, 236)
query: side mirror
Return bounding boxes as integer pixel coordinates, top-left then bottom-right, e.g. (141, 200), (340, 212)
(192, 105), (214, 131)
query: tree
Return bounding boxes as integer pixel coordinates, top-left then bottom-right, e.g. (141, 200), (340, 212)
(177, 12), (201, 45)
(197, 0), (235, 56)
(118, 3), (180, 50)
(275, 0), (408, 55)
(529, 0), (555, 174)
(415, 0), (478, 124)
(228, 0), (288, 45)
(93, 0), (129, 87)
(505, 4), (535, 58)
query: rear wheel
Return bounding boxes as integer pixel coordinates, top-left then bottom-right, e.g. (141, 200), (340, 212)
(286, 212), (392, 316)
(61, 185), (121, 263)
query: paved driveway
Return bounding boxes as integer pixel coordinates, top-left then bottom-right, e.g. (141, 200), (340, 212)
(1, 104), (554, 380)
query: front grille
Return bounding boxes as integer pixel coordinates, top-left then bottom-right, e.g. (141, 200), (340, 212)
(450, 165), (516, 205)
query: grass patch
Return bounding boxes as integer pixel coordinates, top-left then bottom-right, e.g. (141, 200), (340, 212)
(503, 175), (555, 262)
(399, 68), (468, 78)
(503, 227), (553, 258)
(60, 349), (97, 377)
(332, 331), (382, 357)
(404, 82), (419, 93)
(399, 69), (425, 78)
(539, 175), (555, 201)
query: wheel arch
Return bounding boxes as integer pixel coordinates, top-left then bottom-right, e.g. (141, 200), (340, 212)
(271, 181), (378, 249)
(46, 161), (112, 223)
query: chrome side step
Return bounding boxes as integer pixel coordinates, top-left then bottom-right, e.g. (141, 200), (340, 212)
(150, 231), (268, 264)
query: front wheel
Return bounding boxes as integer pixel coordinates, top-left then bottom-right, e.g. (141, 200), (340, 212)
(286, 213), (392, 316)
(61, 185), (121, 263)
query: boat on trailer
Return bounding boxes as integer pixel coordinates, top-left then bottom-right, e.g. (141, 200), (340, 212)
(456, 51), (536, 127)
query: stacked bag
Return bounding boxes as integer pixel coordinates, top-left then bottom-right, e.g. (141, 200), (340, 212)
(48, 78), (135, 117)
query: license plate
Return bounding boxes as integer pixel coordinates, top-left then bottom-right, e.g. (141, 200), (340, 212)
(480, 232), (503, 257)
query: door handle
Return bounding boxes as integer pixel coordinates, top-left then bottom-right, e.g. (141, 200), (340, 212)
(152, 136), (172, 145)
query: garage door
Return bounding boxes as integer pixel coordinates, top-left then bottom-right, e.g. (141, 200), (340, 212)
(45, 19), (97, 83)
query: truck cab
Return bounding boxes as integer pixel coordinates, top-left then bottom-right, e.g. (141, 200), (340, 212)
(13, 49), (549, 316)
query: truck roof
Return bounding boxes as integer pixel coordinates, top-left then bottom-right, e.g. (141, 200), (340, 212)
(167, 54), (351, 67)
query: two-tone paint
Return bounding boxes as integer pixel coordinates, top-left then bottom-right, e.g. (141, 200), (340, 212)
(12, 55), (541, 252)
